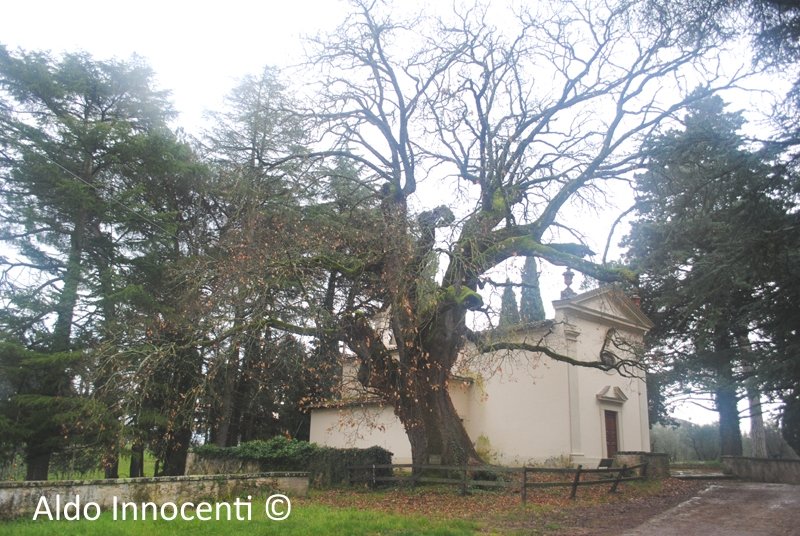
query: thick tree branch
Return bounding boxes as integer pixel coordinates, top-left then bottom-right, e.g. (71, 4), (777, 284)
(473, 339), (645, 377)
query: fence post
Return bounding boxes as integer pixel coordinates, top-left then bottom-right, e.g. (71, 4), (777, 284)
(642, 462), (648, 479)
(570, 465), (583, 500)
(372, 464), (376, 488)
(521, 467), (528, 504)
(609, 464), (627, 493)
(461, 465), (468, 495)
(347, 465), (352, 486)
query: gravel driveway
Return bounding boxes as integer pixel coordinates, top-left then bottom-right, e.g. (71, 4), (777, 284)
(621, 482), (800, 536)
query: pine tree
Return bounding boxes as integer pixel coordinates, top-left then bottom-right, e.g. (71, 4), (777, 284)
(199, 67), (336, 448)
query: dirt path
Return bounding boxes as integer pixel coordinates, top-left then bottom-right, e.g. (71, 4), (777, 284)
(620, 482), (800, 536)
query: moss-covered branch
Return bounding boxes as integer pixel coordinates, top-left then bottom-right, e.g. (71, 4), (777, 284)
(481, 236), (636, 283)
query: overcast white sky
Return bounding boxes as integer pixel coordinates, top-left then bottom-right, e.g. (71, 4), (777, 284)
(1, 0), (351, 130)
(3, 0), (770, 426)
(0, 1), (603, 297)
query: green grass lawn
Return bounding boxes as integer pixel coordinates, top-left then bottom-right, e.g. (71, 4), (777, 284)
(2, 504), (478, 535)
(2, 451), (159, 482)
(49, 452), (159, 481)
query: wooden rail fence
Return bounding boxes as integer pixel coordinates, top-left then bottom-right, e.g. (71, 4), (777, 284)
(346, 462), (648, 502)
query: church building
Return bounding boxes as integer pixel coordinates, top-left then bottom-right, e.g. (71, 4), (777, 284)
(310, 282), (653, 466)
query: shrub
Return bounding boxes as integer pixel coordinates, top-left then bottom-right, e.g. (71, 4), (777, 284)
(192, 438), (392, 488)
(308, 445), (392, 488)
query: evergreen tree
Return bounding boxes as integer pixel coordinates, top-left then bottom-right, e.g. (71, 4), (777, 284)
(498, 280), (520, 327)
(0, 46), (192, 478)
(625, 94), (797, 456)
(198, 66), (335, 447)
(520, 257), (546, 323)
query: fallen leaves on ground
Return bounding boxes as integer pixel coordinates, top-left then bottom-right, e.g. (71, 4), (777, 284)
(298, 478), (710, 534)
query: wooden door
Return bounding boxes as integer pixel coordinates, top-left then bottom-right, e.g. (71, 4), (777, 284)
(604, 410), (619, 458)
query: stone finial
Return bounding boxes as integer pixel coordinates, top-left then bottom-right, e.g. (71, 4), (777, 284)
(560, 268), (577, 299)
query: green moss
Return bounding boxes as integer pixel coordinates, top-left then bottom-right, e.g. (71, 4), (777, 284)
(491, 190), (507, 213)
(441, 286), (483, 310)
(490, 237), (638, 284)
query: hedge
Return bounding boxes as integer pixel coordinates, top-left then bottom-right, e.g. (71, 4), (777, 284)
(192, 437), (392, 488)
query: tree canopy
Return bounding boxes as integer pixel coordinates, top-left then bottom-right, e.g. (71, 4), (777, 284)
(625, 94), (799, 455)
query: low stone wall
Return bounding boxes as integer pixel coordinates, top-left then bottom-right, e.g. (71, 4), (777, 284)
(722, 456), (800, 484)
(0, 472), (308, 520)
(614, 451), (669, 478)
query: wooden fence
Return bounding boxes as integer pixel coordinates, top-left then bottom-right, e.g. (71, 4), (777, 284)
(346, 462), (648, 502)
(520, 463), (647, 501)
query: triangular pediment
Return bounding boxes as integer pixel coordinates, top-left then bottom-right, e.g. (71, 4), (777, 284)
(596, 385), (629, 405)
(553, 285), (654, 333)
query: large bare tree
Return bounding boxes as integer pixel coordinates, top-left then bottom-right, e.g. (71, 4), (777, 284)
(273, 0), (746, 465)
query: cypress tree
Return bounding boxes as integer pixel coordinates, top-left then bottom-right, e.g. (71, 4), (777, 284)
(520, 257), (546, 323)
(499, 279), (520, 327)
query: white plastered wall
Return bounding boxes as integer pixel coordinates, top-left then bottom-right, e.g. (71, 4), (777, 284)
(309, 404), (412, 463)
(555, 301), (651, 466)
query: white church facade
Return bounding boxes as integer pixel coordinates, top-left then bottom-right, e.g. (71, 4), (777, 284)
(309, 285), (653, 466)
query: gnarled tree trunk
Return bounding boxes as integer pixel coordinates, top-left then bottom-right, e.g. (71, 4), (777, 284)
(350, 291), (482, 466)
(401, 379), (479, 466)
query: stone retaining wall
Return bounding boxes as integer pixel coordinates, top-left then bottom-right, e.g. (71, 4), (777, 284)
(614, 451), (670, 478)
(722, 456), (800, 484)
(0, 472), (308, 520)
